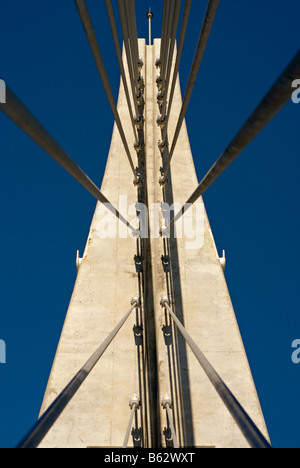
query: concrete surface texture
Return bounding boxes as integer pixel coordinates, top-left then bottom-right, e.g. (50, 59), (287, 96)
(38, 39), (269, 448)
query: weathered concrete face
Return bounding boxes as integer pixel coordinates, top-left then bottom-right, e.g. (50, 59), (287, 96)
(39, 39), (269, 448)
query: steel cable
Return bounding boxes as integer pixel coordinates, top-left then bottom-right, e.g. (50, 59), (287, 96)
(162, 299), (271, 449)
(75, 0), (138, 183)
(17, 299), (140, 449)
(164, 48), (300, 231)
(161, 0), (220, 183)
(0, 85), (136, 232)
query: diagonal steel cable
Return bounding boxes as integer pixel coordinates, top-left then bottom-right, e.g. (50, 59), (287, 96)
(162, 299), (272, 449)
(17, 298), (140, 449)
(0, 85), (136, 232)
(163, 49), (300, 232)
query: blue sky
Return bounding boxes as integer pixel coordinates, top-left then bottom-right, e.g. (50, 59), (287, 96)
(0, 0), (299, 448)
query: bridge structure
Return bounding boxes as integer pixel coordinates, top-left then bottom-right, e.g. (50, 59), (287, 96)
(1, 0), (300, 449)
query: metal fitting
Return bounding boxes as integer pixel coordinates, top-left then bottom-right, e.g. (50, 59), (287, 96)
(159, 226), (169, 238)
(219, 250), (226, 272)
(156, 115), (167, 129)
(159, 175), (168, 187)
(132, 230), (141, 239)
(137, 59), (144, 72)
(160, 296), (169, 308)
(137, 76), (144, 92)
(131, 296), (141, 307)
(134, 255), (143, 274)
(161, 395), (172, 410)
(158, 140), (168, 154)
(134, 140), (143, 154)
(146, 10), (154, 19)
(129, 394), (140, 410)
(156, 76), (163, 91)
(76, 250), (83, 272)
(133, 176), (143, 188)
(136, 93), (144, 107)
(134, 115), (144, 130)
(161, 255), (171, 273)
(157, 92), (165, 106)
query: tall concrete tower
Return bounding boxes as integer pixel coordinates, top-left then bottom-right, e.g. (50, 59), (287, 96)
(2, 0), (298, 450)
(37, 33), (269, 448)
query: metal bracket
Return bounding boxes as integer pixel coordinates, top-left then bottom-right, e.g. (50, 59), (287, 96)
(157, 92), (165, 106)
(219, 249), (226, 272)
(161, 255), (171, 273)
(76, 250), (83, 272)
(134, 140), (143, 154)
(137, 59), (144, 72)
(156, 76), (163, 91)
(136, 92), (144, 107)
(133, 325), (143, 346)
(134, 255), (143, 273)
(137, 76), (144, 92)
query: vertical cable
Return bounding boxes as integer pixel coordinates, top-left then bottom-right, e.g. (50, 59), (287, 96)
(161, 0), (220, 183)
(75, 0), (138, 183)
(162, 0), (192, 140)
(105, 0), (138, 141)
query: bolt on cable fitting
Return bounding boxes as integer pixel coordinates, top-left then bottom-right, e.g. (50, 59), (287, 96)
(131, 296), (141, 308)
(160, 296), (169, 308)
(129, 394), (140, 410)
(134, 140), (143, 154)
(156, 115), (167, 129)
(157, 92), (165, 106)
(134, 115), (144, 130)
(156, 76), (163, 91)
(159, 175), (168, 187)
(158, 140), (168, 154)
(137, 59), (144, 72)
(161, 395), (172, 410)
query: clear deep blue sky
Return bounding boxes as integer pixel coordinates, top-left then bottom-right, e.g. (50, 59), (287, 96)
(0, 0), (299, 449)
